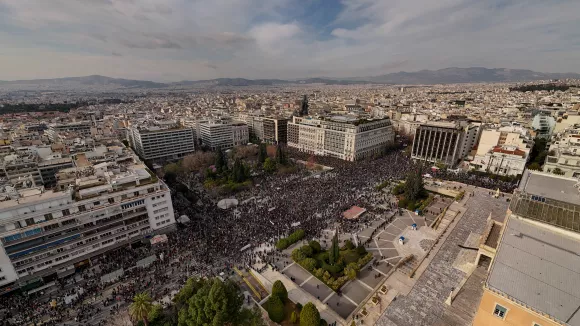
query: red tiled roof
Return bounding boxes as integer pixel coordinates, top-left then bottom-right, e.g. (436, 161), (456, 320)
(492, 146), (526, 157)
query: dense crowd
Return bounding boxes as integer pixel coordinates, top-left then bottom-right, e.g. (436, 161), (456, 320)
(0, 149), (518, 325)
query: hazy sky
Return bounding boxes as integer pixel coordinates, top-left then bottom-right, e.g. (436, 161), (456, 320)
(1, 0), (579, 81)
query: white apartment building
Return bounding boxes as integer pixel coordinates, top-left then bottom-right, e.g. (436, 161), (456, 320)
(232, 123), (249, 146)
(46, 122), (93, 143)
(287, 116), (394, 161)
(470, 126), (532, 176)
(543, 124), (580, 177)
(199, 121), (249, 150)
(411, 121), (481, 167)
(128, 123), (195, 161)
(0, 158), (175, 294)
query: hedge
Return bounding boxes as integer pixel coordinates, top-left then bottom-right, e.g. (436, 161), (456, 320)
(266, 295), (285, 323)
(276, 229), (306, 250)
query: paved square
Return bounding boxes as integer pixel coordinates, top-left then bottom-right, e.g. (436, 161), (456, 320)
(342, 281), (371, 304)
(301, 277), (332, 301)
(359, 268), (386, 289)
(324, 294), (358, 319)
(282, 264), (311, 285)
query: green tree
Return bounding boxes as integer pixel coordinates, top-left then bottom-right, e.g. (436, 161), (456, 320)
(276, 145), (288, 166)
(344, 263), (358, 280)
(299, 302), (320, 326)
(263, 157), (277, 173)
(215, 149), (228, 174)
(300, 258), (318, 271)
(266, 295), (285, 323)
(528, 162), (541, 170)
(177, 277), (264, 326)
(272, 280), (289, 303)
(290, 311), (298, 324)
(308, 241), (321, 253)
(130, 292), (153, 326)
(231, 158), (249, 183)
(329, 232), (339, 266)
(300, 245), (314, 257)
(404, 165), (425, 202)
(552, 167), (565, 175)
(258, 144), (267, 164)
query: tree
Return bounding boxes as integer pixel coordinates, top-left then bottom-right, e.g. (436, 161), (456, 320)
(233, 145), (258, 160)
(177, 277), (265, 326)
(290, 311), (298, 324)
(528, 162), (541, 170)
(215, 149), (228, 173)
(299, 302), (320, 326)
(552, 167), (565, 175)
(130, 292), (153, 326)
(404, 165), (425, 202)
(231, 159), (249, 183)
(258, 144), (267, 164)
(276, 145), (288, 166)
(329, 231), (339, 266)
(344, 263), (358, 280)
(272, 280), (289, 303)
(300, 244), (314, 257)
(182, 152), (216, 173)
(263, 157), (277, 173)
(308, 241), (321, 254)
(266, 295), (285, 323)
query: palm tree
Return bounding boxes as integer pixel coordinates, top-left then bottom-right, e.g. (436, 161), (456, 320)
(129, 292), (153, 326)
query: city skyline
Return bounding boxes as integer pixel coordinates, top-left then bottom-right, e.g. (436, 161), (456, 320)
(1, 0), (580, 81)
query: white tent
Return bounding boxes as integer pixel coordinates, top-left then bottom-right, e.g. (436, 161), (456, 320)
(177, 215), (191, 224)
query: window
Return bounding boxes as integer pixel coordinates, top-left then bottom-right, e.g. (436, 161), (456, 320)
(0, 276), (6, 281)
(134, 191), (139, 196)
(78, 205), (86, 212)
(25, 218), (35, 226)
(45, 213), (53, 221)
(493, 304), (507, 319)
(93, 201), (100, 206)
(62, 209), (70, 216)
(533, 323), (542, 326)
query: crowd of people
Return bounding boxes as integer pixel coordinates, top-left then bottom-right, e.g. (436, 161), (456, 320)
(0, 148), (519, 326)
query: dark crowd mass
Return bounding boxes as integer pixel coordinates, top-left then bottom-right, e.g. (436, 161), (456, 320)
(0, 149), (518, 326)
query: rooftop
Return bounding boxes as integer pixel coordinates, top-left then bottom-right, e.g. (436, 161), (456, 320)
(488, 216), (580, 325)
(518, 170), (580, 204)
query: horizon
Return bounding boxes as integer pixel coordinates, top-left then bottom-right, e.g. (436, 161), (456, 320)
(2, 66), (580, 84)
(1, 1), (579, 82)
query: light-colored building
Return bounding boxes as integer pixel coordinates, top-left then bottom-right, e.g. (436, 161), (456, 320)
(287, 116), (394, 161)
(531, 113), (556, 139)
(473, 171), (580, 326)
(232, 123), (249, 147)
(411, 121), (481, 167)
(46, 122), (93, 143)
(0, 156), (176, 294)
(470, 126), (532, 176)
(128, 122), (195, 161)
(543, 124), (580, 177)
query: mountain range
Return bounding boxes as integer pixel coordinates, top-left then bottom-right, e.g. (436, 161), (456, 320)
(1, 67), (579, 90)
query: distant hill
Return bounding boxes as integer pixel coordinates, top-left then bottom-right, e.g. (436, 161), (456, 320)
(1, 68), (579, 90)
(0, 75), (166, 90)
(361, 67), (580, 84)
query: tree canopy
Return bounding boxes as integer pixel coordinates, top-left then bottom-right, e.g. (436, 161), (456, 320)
(130, 292), (154, 326)
(299, 302), (320, 326)
(404, 165), (425, 202)
(176, 277), (265, 326)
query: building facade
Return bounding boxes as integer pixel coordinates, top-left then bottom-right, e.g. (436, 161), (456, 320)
(46, 122), (93, 143)
(543, 124), (580, 177)
(411, 121), (471, 166)
(128, 125), (195, 161)
(473, 171), (580, 326)
(199, 121), (249, 150)
(287, 116), (394, 161)
(0, 160), (176, 294)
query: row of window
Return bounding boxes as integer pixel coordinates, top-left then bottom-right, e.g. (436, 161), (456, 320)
(156, 219), (171, 227)
(493, 303), (541, 326)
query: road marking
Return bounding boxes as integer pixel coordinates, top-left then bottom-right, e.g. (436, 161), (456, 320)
(281, 262), (295, 272)
(373, 267), (388, 277)
(322, 292), (335, 303)
(407, 210), (417, 224)
(299, 275), (313, 287)
(374, 238), (383, 256)
(356, 279), (374, 291)
(342, 294), (359, 306)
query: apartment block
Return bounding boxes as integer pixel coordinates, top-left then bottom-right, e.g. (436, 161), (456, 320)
(199, 121), (248, 150)
(128, 123), (195, 161)
(0, 156), (176, 294)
